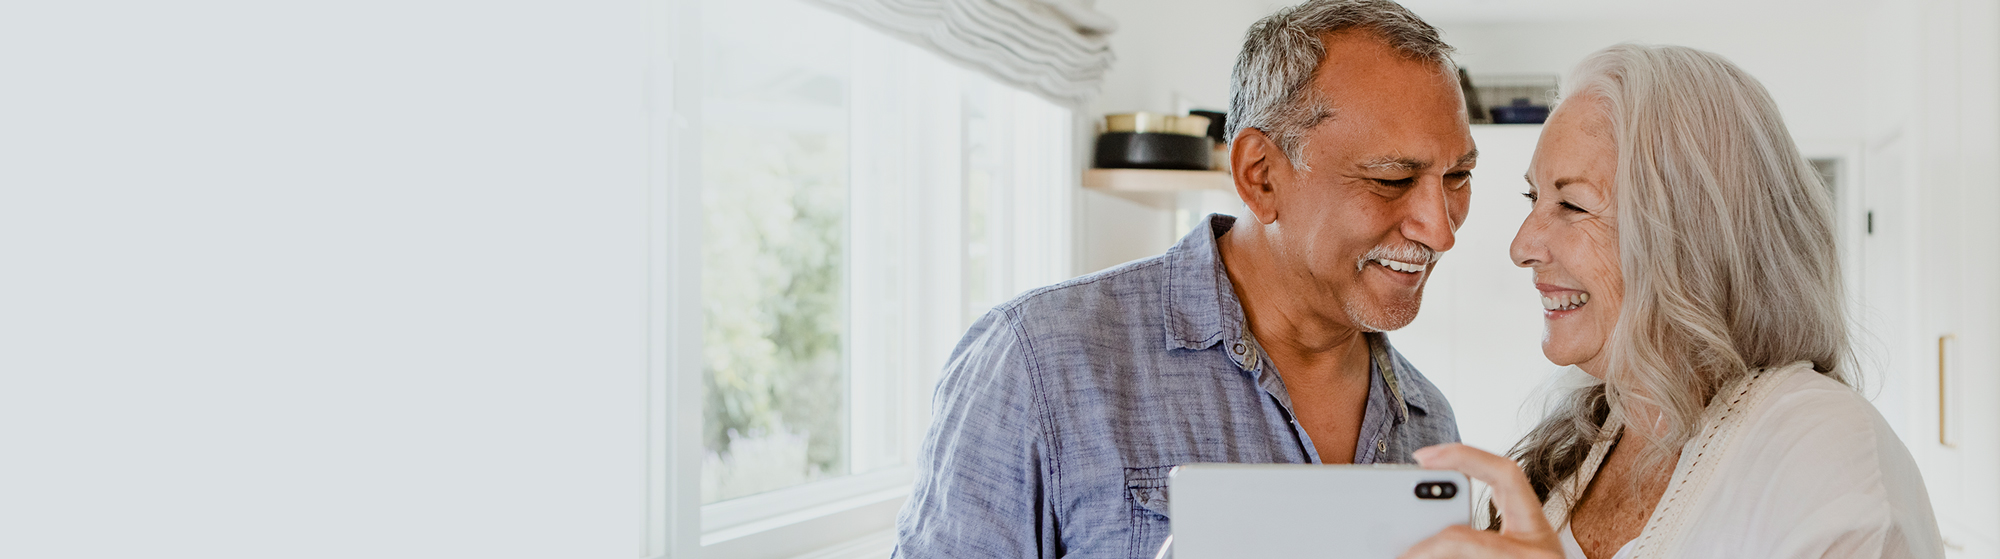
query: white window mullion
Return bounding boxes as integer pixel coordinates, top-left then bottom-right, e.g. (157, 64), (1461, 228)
(908, 47), (964, 468)
(984, 79), (1019, 309)
(847, 15), (910, 479)
(1008, 90), (1074, 291)
(654, 0), (704, 556)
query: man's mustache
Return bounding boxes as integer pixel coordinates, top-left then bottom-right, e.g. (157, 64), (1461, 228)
(1355, 243), (1439, 272)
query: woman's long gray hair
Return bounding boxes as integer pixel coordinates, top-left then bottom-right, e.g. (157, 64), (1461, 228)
(1498, 44), (1854, 525)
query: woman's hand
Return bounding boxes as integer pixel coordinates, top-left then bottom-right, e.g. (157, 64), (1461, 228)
(1398, 444), (1565, 559)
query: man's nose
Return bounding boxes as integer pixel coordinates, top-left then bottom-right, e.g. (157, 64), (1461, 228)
(1401, 178), (1457, 253)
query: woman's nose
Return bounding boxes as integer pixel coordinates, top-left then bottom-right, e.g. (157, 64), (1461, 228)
(1511, 213), (1548, 268)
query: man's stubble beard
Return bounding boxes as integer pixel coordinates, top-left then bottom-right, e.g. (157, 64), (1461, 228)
(1344, 283), (1426, 333)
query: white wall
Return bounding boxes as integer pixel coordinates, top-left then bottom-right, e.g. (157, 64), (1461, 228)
(1858, 0), (2000, 555)
(1094, 0), (1876, 130)
(1437, 16), (1868, 144)
(1091, 0), (1271, 116)
(0, 2), (652, 557)
(1389, 125), (1555, 456)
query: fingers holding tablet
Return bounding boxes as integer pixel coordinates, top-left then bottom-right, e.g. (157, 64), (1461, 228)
(1405, 444), (1563, 559)
(1398, 525), (1563, 559)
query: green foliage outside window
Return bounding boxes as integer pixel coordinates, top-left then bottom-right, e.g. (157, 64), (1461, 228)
(699, 127), (849, 503)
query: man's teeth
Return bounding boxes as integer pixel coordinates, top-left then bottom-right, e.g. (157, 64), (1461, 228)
(1540, 292), (1590, 311)
(1374, 258), (1426, 273)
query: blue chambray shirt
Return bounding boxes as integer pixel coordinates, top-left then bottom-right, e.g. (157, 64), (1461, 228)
(893, 214), (1461, 559)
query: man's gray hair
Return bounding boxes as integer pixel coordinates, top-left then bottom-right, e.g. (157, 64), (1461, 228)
(1227, 0), (1454, 166)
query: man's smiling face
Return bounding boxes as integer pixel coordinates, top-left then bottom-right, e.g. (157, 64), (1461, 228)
(1260, 31), (1477, 332)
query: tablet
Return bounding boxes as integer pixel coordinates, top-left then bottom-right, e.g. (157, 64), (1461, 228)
(1165, 463), (1471, 559)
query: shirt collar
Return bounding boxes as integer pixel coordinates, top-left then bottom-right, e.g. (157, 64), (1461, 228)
(1160, 213), (1433, 418)
(1368, 332), (1433, 419)
(1161, 213), (1243, 352)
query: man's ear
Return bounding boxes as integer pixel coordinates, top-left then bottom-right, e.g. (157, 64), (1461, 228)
(1230, 128), (1289, 225)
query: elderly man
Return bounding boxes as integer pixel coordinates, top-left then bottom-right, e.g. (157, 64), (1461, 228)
(894, 0), (1476, 556)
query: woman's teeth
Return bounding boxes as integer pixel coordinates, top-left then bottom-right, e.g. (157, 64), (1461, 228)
(1374, 258), (1426, 273)
(1541, 292), (1590, 311)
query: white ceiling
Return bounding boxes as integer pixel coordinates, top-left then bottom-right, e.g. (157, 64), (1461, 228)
(1243, 0), (1882, 23)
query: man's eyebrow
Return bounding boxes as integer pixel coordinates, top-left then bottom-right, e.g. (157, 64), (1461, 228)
(1357, 156), (1427, 172)
(1357, 150), (1478, 173)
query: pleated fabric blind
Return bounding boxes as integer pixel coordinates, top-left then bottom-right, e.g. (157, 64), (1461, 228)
(803, 0), (1117, 106)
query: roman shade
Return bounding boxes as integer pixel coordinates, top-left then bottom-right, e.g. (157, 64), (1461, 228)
(803, 0), (1117, 105)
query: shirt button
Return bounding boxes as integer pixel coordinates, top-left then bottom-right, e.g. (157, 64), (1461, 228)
(1231, 342), (1247, 356)
(1377, 439), (1388, 453)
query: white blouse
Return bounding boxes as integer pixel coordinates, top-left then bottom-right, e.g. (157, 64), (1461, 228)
(1540, 362), (1946, 559)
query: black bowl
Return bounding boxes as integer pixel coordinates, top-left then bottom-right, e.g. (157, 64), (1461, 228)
(1094, 132), (1212, 171)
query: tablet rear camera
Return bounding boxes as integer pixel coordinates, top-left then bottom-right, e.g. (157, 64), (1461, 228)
(1414, 482), (1457, 500)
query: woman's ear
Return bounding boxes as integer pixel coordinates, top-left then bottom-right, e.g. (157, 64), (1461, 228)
(1231, 128), (1288, 225)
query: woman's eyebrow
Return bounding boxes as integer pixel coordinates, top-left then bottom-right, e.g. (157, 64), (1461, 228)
(1552, 177), (1589, 189)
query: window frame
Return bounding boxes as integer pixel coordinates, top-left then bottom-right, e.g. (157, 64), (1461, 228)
(652, 0), (1080, 556)
(653, 0), (704, 556)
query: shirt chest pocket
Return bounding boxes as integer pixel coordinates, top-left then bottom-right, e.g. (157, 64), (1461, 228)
(1124, 465), (1175, 559)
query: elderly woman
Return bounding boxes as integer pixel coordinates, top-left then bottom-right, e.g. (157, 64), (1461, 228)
(1402, 45), (1945, 559)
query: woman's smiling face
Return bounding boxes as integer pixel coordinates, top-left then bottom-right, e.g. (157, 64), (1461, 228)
(1511, 95), (1623, 377)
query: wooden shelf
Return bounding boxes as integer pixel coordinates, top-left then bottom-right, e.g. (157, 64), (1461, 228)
(1082, 168), (1233, 193)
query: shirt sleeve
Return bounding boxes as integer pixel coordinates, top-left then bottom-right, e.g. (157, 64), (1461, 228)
(893, 309), (1059, 559)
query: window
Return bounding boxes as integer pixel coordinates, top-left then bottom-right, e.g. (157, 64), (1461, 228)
(698, 0), (855, 505)
(661, 0), (1076, 555)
